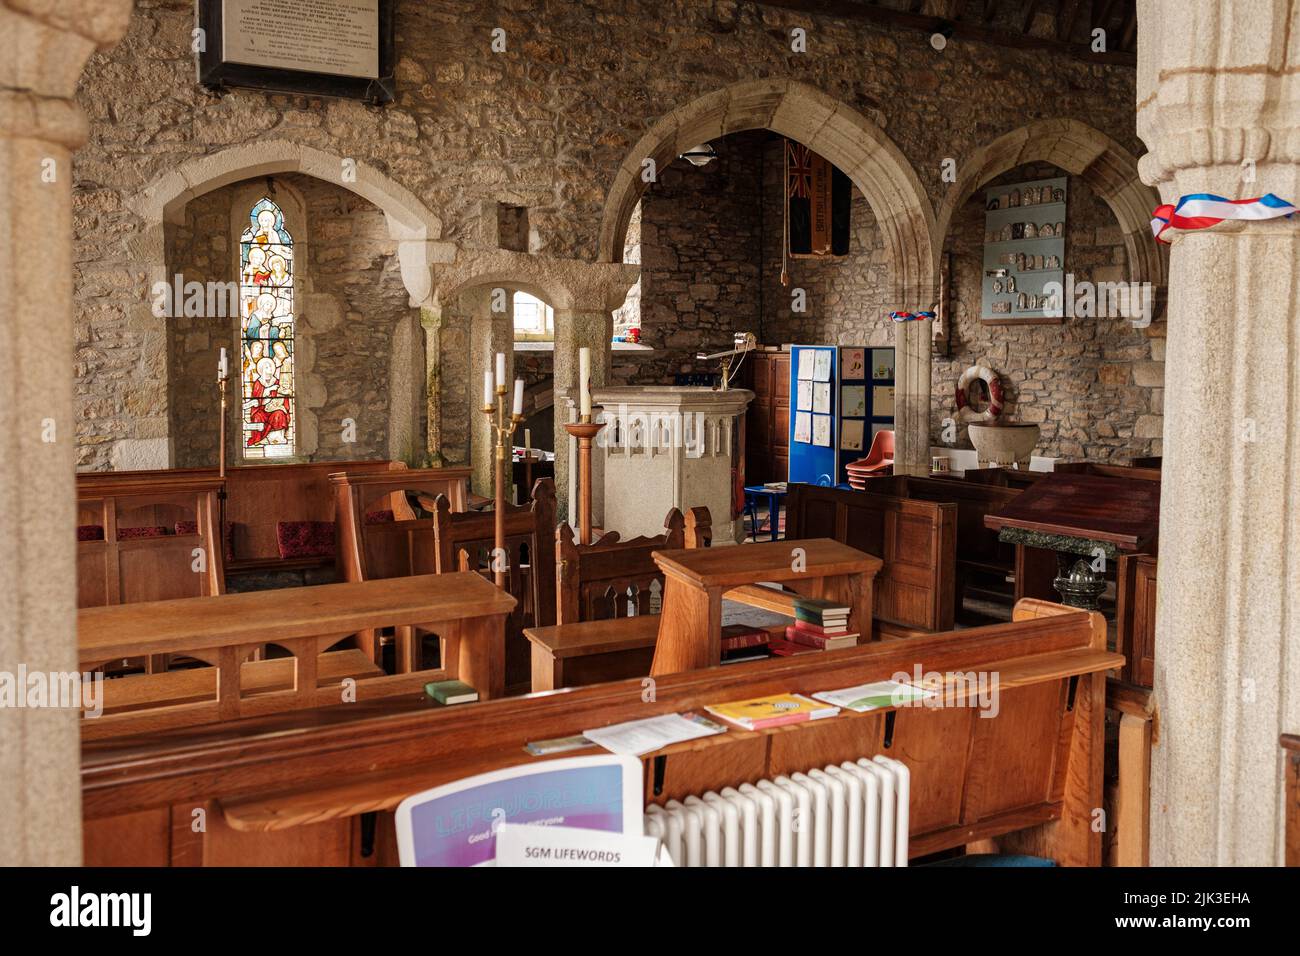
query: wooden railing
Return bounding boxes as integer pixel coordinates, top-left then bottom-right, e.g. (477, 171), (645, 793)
(78, 572), (514, 740)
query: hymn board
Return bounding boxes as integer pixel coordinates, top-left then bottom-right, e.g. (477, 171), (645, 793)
(198, 0), (396, 104)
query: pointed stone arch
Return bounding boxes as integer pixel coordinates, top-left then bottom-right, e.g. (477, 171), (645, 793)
(597, 78), (939, 474)
(935, 118), (1166, 292)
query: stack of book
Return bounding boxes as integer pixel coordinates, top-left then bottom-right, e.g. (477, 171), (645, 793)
(720, 624), (771, 664)
(771, 596), (858, 654)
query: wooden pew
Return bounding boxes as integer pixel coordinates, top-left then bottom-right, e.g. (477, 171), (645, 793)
(1106, 678), (1155, 866)
(525, 509), (692, 692)
(1285, 734), (1300, 866)
(430, 479), (557, 691)
(77, 473), (225, 609)
(332, 467), (473, 584)
(77, 572), (515, 740)
(785, 482), (955, 635)
(80, 599), (1117, 867)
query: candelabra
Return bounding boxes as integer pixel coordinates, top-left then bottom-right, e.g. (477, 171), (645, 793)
(563, 412), (605, 546)
(483, 384), (526, 587)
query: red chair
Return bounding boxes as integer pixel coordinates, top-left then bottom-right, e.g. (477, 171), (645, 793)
(845, 429), (894, 488)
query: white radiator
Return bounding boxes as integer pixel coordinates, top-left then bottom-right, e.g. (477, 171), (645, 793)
(644, 756), (910, 867)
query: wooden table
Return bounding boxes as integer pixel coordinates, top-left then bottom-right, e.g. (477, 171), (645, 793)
(649, 538), (883, 675)
(983, 472), (1159, 608)
(78, 573), (516, 737)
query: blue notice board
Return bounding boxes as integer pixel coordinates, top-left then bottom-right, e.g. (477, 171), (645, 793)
(837, 347), (895, 484)
(788, 345), (838, 486)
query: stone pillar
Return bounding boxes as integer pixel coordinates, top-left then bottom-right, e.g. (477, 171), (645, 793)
(419, 304), (444, 465)
(0, 0), (132, 867)
(553, 308), (612, 525)
(893, 319), (932, 476)
(1136, 0), (1300, 865)
(466, 288), (514, 496)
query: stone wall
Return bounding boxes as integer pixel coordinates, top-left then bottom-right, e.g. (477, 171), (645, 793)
(160, 173), (418, 469)
(612, 133), (765, 385)
(73, 0), (1144, 468)
(933, 163), (1162, 460)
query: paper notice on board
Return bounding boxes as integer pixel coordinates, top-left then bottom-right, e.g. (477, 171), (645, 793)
(841, 385), (866, 417)
(813, 349), (832, 382)
(841, 348), (865, 378)
(796, 379), (813, 411)
(797, 349), (814, 380)
(812, 414), (832, 447)
(873, 385), (895, 417)
(813, 381), (831, 413)
(794, 411), (812, 443)
(841, 419), (864, 451)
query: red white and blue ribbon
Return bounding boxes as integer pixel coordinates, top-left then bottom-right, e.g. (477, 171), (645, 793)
(889, 310), (936, 323)
(1151, 193), (1296, 244)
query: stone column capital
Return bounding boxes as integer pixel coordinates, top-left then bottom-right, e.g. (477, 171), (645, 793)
(1136, 0), (1300, 200)
(1, 0), (133, 99)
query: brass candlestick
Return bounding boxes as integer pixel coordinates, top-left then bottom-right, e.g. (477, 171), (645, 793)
(483, 385), (526, 588)
(564, 413), (605, 545)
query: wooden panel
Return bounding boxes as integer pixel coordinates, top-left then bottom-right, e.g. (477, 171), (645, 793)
(767, 713), (883, 777)
(83, 807), (171, 867)
(1284, 735), (1299, 867)
(81, 606), (1118, 868)
(962, 681), (1062, 820)
(787, 484), (955, 632)
(889, 704), (975, 833)
(200, 809), (352, 866)
(647, 735), (769, 804)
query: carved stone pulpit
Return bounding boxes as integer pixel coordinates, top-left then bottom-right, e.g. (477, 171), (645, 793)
(563, 386), (754, 545)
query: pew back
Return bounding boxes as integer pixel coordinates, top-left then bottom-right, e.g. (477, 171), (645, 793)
(431, 479), (557, 688)
(556, 509), (686, 624)
(77, 475), (225, 608)
(332, 467), (473, 583)
(80, 599), (1117, 867)
(786, 483), (955, 632)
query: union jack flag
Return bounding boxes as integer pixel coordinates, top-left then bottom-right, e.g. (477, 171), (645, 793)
(788, 141), (813, 199)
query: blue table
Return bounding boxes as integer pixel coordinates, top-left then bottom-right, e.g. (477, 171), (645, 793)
(743, 485), (787, 541)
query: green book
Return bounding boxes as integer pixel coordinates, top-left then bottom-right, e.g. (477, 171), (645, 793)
(424, 679), (479, 705)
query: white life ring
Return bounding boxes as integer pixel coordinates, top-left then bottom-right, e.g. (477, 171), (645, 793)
(956, 365), (1003, 422)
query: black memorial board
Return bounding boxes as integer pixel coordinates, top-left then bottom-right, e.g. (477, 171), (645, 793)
(198, 0), (396, 104)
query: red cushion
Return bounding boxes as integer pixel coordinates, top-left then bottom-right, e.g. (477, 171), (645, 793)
(365, 509), (396, 525)
(117, 526), (169, 540)
(174, 520), (198, 535)
(77, 525), (105, 542)
(276, 520), (336, 559)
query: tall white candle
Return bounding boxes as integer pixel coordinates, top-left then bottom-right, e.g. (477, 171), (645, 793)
(483, 370), (494, 408)
(525, 428), (531, 452)
(579, 347), (592, 418)
(495, 352), (506, 390)
(512, 378), (524, 416)
(218, 347), (228, 380)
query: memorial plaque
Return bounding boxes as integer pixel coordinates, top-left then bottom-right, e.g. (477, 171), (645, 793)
(198, 0), (395, 104)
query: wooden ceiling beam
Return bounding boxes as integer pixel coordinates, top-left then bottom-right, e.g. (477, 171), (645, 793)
(754, 0), (1136, 65)
(982, 0), (1000, 22)
(1120, 4), (1137, 50)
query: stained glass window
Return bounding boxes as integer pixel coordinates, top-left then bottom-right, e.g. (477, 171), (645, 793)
(239, 197), (295, 459)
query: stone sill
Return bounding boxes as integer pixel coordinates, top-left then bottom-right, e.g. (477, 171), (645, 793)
(514, 341), (654, 353)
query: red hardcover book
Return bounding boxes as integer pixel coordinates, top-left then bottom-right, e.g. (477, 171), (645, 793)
(785, 625), (859, 650)
(768, 638), (820, 657)
(720, 624), (770, 652)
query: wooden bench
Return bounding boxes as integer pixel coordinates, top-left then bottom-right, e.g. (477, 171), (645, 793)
(77, 459), (408, 577)
(80, 599), (1118, 867)
(99, 649), (383, 714)
(785, 482), (955, 635)
(431, 479), (557, 691)
(77, 474), (226, 610)
(77, 571), (515, 740)
(524, 509), (707, 692)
